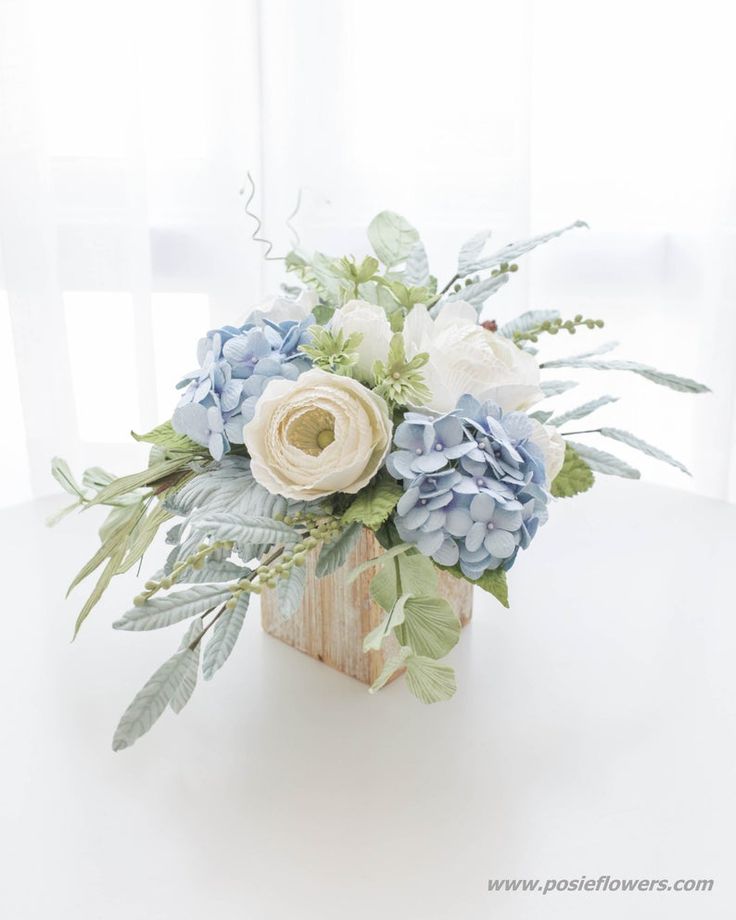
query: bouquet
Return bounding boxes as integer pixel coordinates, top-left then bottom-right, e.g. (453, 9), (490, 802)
(52, 210), (708, 750)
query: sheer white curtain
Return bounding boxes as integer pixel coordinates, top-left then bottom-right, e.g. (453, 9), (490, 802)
(1, 0), (735, 507)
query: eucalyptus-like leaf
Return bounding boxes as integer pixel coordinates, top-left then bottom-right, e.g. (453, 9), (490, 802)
(597, 428), (690, 475)
(566, 441), (640, 479)
(368, 646), (411, 694)
(396, 595), (461, 660)
(405, 655), (457, 704)
(404, 241), (430, 287)
(539, 356), (710, 393)
(315, 523), (362, 577)
(367, 211), (420, 268)
(112, 649), (196, 751)
(113, 584), (233, 631)
(202, 593), (250, 680)
(170, 618), (204, 714)
(191, 513), (299, 546)
(548, 395), (618, 428)
(276, 563), (306, 618)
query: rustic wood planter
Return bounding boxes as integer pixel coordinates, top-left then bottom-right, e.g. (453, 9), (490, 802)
(260, 528), (473, 685)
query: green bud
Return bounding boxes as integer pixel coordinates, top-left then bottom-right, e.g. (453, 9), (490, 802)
(161, 577), (172, 589)
(133, 594), (146, 607)
(574, 313), (583, 323)
(293, 555), (306, 567)
(509, 264), (518, 272)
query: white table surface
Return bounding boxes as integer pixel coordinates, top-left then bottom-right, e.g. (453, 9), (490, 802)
(1, 479), (734, 919)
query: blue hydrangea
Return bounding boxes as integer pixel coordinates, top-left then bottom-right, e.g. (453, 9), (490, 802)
(387, 395), (549, 580)
(172, 315), (313, 459)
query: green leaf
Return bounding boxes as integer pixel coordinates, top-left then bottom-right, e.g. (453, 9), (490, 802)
(191, 513), (299, 546)
(112, 648), (196, 751)
(315, 523), (362, 577)
(116, 503), (173, 575)
(369, 553), (438, 612)
(113, 584), (233, 631)
(405, 656), (457, 704)
(457, 229), (493, 275)
(346, 542), (410, 584)
(276, 563), (306, 618)
(363, 593), (410, 652)
(51, 457), (87, 498)
(202, 593), (250, 680)
(550, 443), (595, 498)
(367, 211), (420, 268)
(396, 595), (461, 660)
(566, 441), (641, 479)
(170, 618), (204, 714)
(368, 646), (411, 694)
(597, 427), (690, 475)
(73, 545), (126, 637)
(438, 563), (509, 608)
(443, 273), (509, 310)
(131, 421), (201, 456)
(548, 395), (618, 427)
(341, 478), (403, 530)
(87, 458), (187, 507)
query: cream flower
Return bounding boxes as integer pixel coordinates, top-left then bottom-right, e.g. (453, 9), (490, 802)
(242, 369), (392, 500)
(330, 299), (392, 381)
(402, 301), (544, 413)
(528, 419), (566, 484)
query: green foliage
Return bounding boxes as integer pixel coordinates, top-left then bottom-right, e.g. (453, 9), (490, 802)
(131, 421), (202, 457)
(439, 562), (509, 608)
(113, 584), (234, 631)
(299, 326), (363, 375)
(190, 513), (300, 546)
(595, 427), (690, 475)
(315, 522), (363, 577)
(405, 656), (457, 704)
(367, 211), (420, 268)
(548, 395), (618, 428)
(566, 441), (640, 479)
(395, 595), (461, 659)
(540, 355), (710, 394)
(372, 334), (431, 407)
(369, 553), (437, 612)
(551, 443), (595, 498)
(341, 476), (403, 530)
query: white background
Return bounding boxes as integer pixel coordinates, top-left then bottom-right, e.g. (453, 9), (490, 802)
(1, 0), (735, 505)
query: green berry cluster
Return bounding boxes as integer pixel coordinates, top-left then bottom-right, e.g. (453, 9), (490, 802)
(514, 314), (604, 344)
(133, 539), (234, 605)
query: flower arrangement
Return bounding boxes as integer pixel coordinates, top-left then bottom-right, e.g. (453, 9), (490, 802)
(52, 210), (708, 750)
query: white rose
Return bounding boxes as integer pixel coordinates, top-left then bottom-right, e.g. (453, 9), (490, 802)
(528, 419), (566, 484)
(330, 299), (392, 381)
(242, 368), (392, 500)
(248, 288), (318, 325)
(402, 301), (544, 413)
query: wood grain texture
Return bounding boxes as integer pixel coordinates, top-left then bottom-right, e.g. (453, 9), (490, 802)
(260, 528), (473, 685)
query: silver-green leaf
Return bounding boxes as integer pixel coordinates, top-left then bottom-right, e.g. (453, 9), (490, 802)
(191, 513), (299, 546)
(113, 584), (233, 631)
(549, 395), (618, 428)
(112, 648), (196, 751)
(597, 427), (690, 475)
(540, 356), (709, 394)
(202, 593), (250, 680)
(170, 618), (204, 714)
(315, 523), (362, 577)
(276, 563), (306, 618)
(566, 441), (641, 479)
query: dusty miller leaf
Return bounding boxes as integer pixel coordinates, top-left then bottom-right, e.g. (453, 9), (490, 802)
(315, 523), (362, 577)
(202, 592), (250, 680)
(113, 584), (233, 631)
(548, 395), (618, 428)
(597, 428), (690, 475)
(276, 563), (306, 618)
(170, 618), (204, 714)
(566, 441), (640, 479)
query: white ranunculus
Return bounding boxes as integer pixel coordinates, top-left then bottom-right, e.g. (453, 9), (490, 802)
(242, 368), (392, 500)
(330, 299), (392, 381)
(528, 419), (566, 484)
(402, 301), (544, 413)
(249, 288), (318, 325)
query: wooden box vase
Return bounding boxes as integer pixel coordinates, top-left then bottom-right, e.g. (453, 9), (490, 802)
(260, 528), (473, 685)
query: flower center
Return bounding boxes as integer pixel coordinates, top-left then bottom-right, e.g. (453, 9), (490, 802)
(284, 407), (337, 456)
(316, 428), (335, 449)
